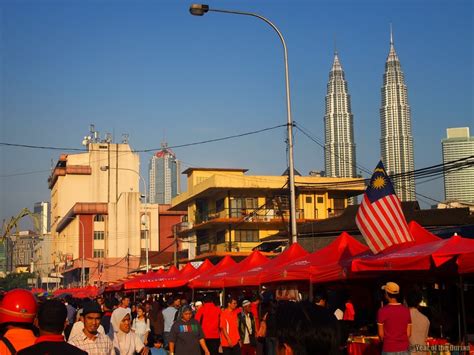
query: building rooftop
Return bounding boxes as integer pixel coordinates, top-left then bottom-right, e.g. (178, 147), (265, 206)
(182, 167), (248, 175)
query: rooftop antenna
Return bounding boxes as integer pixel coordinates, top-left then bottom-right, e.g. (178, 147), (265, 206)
(334, 33), (337, 55)
(390, 23), (394, 45)
(121, 133), (129, 144)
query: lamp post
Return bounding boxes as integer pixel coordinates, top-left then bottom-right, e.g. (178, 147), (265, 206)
(62, 216), (85, 287)
(100, 166), (150, 272)
(189, 4), (298, 243)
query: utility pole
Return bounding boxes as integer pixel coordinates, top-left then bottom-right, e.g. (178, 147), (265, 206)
(127, 249), (130, 274)
(173, 225), (178, 267)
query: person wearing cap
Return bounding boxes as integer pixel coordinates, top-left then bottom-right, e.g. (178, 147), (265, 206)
(194, 301), (203, 312)
(238, 300), (256, 355)
(68, 301), (114, 354)
(377, 282), (412, 355)
(169, 305), (210, 355)
(18, 299), (87, 355)
(0, 289), (38, 354)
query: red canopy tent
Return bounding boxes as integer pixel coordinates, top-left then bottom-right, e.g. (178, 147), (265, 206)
(190, 251), (268, 289)
(457, 252), (474, 274)
(432, 235), (474, 267)
(53, 288), (73, 297)
(158, 259), (215, 289)
(224, 243), (308, 287)
(106, 280), (126, 292)
(124, 267), (173, 290)
(73, 286), (100, 299)
(408, 221), (441, 244)
(261, 232), (369, 284)
(351, 234), (474, 272)
(188, 255), (236, 288)
(53, 286), (100, 299)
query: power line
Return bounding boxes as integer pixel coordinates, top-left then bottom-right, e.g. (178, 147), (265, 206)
(0, 124), (286, 153)
(140, 124), (286, 152)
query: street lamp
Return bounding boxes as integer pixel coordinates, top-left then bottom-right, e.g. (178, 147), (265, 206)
(189, 4), (298, 243)
(100, 166), (150, 272)
(61, 216), (85, 287)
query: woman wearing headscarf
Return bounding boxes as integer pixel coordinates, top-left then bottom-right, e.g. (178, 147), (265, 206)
(110, 307), (149, 355)
(169, 305), (210, 355)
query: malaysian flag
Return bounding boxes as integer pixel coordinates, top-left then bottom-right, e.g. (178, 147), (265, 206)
(355, 161), (413, 254)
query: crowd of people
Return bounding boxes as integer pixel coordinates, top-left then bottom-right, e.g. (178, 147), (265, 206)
(0, 281), (433, 355)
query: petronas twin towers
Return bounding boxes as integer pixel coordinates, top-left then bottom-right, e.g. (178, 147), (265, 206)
(324, 30), (415, 201)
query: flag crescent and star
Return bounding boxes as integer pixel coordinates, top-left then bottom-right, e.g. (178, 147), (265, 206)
(356, 160), (413, 254)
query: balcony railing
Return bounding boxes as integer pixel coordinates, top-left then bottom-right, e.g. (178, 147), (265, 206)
(194, 207), (305, 224)
(197, 242), (257, 255)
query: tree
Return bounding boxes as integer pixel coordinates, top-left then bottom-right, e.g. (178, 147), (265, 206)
(0, 272), (35, 291)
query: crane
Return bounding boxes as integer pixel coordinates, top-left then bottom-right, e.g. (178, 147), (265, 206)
(1, 208), (40, 242)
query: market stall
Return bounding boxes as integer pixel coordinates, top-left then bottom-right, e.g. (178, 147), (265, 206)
(190, 251), (268, 289)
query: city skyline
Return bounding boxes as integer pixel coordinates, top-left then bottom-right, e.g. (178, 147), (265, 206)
(1, 0), (472, 226)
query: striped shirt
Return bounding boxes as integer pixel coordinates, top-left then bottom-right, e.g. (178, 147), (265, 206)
(68, 332), (114, 355)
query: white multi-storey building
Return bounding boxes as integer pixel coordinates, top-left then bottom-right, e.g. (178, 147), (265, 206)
(380, 30), (415, 201)
(324, 51), (356, 180)
(442, 127), (474, 203)
(48, 128), (158, 285)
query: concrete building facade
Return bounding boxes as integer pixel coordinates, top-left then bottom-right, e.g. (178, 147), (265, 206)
(171, 168), (365, 261)
(442, 127), (474, 203)
(48, 140), (159, 285)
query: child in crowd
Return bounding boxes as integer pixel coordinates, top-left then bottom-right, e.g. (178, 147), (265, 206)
(149, 335), (167, 355)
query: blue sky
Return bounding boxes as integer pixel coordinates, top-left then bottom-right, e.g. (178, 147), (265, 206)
(1, 0), (472, 225)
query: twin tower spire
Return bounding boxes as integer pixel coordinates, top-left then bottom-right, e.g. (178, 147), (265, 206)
(324, 28), (415, 201)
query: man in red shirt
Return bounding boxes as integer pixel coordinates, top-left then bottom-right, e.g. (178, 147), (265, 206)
(220, 297), (240, 355)
(195, 295), (221, 355)
(377, 282), (412, 355)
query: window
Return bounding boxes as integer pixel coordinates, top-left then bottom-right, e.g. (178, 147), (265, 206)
(230, 197), (258, 217)
(216, 230), (226, 244)
(141, 230), (147, 239)
(94, 215), (105, 222)
(93, 249), (104, 258)
(216, 198), (225, 213)
(305, 196), (312, 203)
(234, 230), (259, 242)
(317, 196), (324, 203)
(273, 195), (289, 210)
(94, 231), (105, 240)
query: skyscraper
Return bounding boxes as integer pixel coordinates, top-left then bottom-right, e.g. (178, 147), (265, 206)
(380, 28), (415, 201)
(442, 127), (474, 203)
(149, 142), (180, 204)
(33, 201), (50, 235)
(324, 51), (356, 180)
